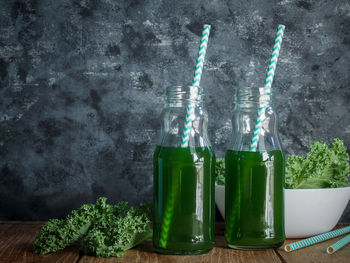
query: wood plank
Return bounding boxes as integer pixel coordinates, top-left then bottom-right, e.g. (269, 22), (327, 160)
(0, 222), (80, 263)
(277, 225), (350, 263)
(79, 235), (282, 263)
(0, 221), (46, 225)
(1, 221), (349, 263)
(277, 237), (350, 263)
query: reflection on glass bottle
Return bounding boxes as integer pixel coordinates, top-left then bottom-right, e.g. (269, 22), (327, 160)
(153, 86), (215, 255)
(225, 87), (285, 250)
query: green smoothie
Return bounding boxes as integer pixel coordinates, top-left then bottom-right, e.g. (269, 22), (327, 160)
(153, 146), (215, 254)
(225, 150), (285, 249)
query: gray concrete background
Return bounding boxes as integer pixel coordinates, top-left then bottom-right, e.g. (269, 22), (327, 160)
(0, 0), (349, 221)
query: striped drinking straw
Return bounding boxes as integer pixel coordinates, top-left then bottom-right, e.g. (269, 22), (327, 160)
(327, 233), (350, 254)
(225, 25), (286, 240)
(249, 25), (285, 152)
(285, 226), (350, 252)
(159, 24), (211, 248)
(181, 24), (211, 147)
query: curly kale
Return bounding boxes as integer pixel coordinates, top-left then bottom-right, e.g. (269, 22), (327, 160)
(215, 158), (226, 185)
(33, 203), (96, 254)
(285, 138), (350, 189)
(81, 199), (152, 257)
(33, 197), (152, 258)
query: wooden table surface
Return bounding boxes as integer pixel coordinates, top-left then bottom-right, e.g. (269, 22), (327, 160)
(1, 222), (349, 263)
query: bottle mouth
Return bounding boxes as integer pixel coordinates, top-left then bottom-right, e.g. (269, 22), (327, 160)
(235, 87), (274, 108)
(165, 85), (204, 106)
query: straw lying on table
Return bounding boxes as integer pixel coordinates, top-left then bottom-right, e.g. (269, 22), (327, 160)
(284, 226), (350, 252)
(327, 233), (350, 254)
(159, 24), (211, 249)
(249, 25), (285, 152)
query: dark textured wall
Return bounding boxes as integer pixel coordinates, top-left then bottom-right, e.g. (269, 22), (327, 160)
(0, 0), (349, 221)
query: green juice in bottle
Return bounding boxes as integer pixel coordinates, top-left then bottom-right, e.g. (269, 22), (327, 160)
(225, 150), (285, 249)
(153, 85), (215, 254)
(153, 146), (215, 254)
(224, 86), (285, 249)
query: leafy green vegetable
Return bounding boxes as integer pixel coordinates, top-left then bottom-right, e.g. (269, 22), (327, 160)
(33, 203), (96, 254)
(285, 138), (350, 189)
(33, 197), (152, 258)
(215, 158), (225, 185)
(81, 199), (152, 257)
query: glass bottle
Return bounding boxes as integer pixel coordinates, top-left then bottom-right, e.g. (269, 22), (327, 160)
(153, 85), (215, 254)
(225, 87), (285, 249)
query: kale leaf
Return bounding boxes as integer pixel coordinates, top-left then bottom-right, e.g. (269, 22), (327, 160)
(80, 198), (152, 257)
(33, 197), (152, 258)
(215, 158), (226, 185)
(33, 203), (96, 254)
(285, 138), (350, 189)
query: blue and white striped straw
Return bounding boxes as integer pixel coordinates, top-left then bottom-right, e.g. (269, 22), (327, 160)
(327, 234), (350, 254)
(180, 24), (211, 148)
(249, 25), (285, 152)
(159, 25), (211, 248)
(285, 226), (350, 252)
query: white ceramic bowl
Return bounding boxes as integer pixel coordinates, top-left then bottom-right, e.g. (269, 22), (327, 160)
(215, 184), (225, 219)
(215, 184), (350, 238)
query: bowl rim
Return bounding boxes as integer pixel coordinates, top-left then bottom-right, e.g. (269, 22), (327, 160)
(284, 186), (350, 192)
(215, 183), (350, 191)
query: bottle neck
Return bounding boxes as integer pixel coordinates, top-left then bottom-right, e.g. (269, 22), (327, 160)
(234, 87), (274, 110)
(229, 87), (281, 152)
(165, 85), (204, 108)
(159, 85), (210, 148)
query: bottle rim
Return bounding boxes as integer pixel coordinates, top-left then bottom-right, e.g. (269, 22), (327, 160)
(234, 87), (274, 108)
(165, 85), (204, 106)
